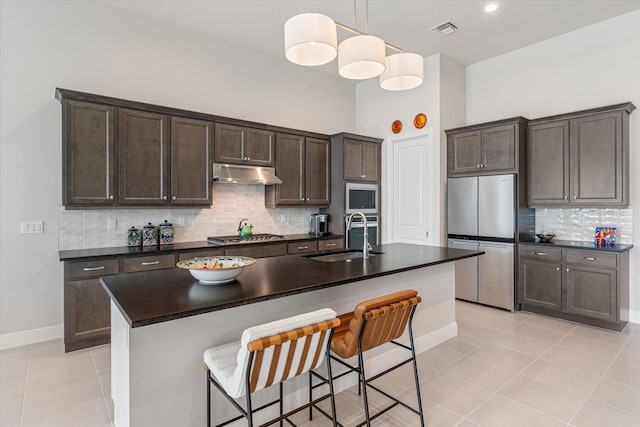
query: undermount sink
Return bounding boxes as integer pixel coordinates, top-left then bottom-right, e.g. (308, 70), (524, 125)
(305, 250), (384, 263)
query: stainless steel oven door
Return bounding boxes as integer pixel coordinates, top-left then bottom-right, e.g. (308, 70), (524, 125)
(346, 220), (379, 250)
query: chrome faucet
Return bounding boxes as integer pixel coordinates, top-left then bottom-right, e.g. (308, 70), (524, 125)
(347, 212), (369, 259)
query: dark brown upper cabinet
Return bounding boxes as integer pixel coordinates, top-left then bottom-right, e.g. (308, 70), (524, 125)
(447, 118), (527, 177)
(118, 108), (170, 206)
(62, 100), (117, 207)
(170, 117), (213, 205)
(214, 123), (275, 167)
(265, 133), (330, 207)
(527, 103), (634, 207)
(344, 139), (380, 182)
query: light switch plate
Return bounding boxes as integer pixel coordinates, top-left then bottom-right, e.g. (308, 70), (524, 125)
(21, 221), (44, 234)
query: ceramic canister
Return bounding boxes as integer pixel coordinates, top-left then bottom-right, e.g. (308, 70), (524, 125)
(158, 220), (174, 245)
(127, 226), (142, 247)
(142, 223), (159, 246)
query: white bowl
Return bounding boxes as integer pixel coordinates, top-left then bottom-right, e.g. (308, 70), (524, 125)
(176, 256), (256, 285)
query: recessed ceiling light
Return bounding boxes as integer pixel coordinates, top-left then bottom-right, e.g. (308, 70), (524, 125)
(485, 3), (499, 13)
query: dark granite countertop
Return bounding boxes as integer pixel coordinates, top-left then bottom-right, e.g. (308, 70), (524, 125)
(519, 238), (633, 253)
(101, 243), (483, 328)
(59, 234), (344, 261)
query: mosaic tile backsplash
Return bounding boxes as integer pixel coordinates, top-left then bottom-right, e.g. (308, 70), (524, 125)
(535, 208), (633, 244)
(58, 185), (319, 250)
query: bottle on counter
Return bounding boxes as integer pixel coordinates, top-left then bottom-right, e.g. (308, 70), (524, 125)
(159, 220), (174, 245)
(142, 223), (159, 246)
(127, 226), (142, 247)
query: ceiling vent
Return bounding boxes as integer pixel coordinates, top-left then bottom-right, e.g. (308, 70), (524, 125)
(432, 21), (459, 36)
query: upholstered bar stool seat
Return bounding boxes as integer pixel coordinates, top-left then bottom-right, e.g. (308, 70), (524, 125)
(204, 308), (340, 427)
(310, 290), (424, 426)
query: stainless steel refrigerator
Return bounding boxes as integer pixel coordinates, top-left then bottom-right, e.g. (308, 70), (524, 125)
(447, 174), (516, 311)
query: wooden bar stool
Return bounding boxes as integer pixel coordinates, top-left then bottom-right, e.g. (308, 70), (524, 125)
(203, 308), (341, 427)
(310, 290), (424, 426)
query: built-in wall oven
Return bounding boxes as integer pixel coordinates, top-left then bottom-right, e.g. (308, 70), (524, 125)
(345, 215), (379, 250)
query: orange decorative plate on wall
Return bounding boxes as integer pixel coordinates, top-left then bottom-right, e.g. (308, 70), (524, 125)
(391, 120), (402, 134)
(414, 113), (427, 129)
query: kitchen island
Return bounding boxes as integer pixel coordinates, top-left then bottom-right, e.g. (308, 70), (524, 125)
(102, 243), (482, 427)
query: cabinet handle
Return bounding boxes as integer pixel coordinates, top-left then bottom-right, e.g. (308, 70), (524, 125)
(306, 197), (309, 201)
(584, 256), (598, 261)
(326, 243), (336, 247)
(564, 196), (568, 200)
(574, 196), (577, 199)
(83, 266), (105, 271)
(162, 195), (167, 201)
(361, 174), (365, 179)
(142, 261), (160, 266)
(247, 157), (250, 160)
(534, 252), (548, 256)
(109, 195), (114, 200)
(481, 164), (485, 168)
(566, 268), (570, 272)
(556, 267), (560, 271)
(172, 196), (177, 201)
(297, 246), (309, 250)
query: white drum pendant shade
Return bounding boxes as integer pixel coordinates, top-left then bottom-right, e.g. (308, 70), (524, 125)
(380, 52), (424, 91)
(338, 35), (386, 79)
(284, 13), (337, 66)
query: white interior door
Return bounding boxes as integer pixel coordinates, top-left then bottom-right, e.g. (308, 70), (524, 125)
(392, 134), (433, 245)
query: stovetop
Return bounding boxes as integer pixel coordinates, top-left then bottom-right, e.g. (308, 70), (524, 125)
(207, 233), (285, 245)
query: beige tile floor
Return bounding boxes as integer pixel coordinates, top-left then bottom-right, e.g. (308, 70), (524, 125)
(2, 300), (640, 426)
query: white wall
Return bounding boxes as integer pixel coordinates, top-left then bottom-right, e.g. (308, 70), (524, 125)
(0, 0), (355, 344)
(466, 9), (640, 322)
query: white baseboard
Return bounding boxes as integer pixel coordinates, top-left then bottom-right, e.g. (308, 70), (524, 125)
(629, 309), (640, 325)
(0, 324), (63, 350)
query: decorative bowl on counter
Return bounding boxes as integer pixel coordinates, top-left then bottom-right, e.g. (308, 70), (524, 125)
(176, 256), (256, 285)
(536, 232), (556, 242)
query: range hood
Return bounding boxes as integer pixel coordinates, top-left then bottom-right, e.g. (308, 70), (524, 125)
(212, 163), (282, 185)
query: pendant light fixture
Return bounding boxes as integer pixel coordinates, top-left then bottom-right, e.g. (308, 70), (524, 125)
(380, 52), (424, 91)
(284, 13), (337, 66)
(284, 1), (424, 91)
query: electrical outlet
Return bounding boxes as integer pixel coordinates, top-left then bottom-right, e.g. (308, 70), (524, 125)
(20, 221), (44, 234)
(280, 214), (287, 224)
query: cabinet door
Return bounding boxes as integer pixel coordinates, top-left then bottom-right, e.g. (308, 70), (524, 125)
(245, 129), (275, 166)
(63, 100), (116, 206)
(344, 139), (364, 180)
(214, 123), (244, 163)
(527, 120), (570, 206)
(520, 259), (562, 311)
(273, 133), (305, 205)
(119, 109), (169, 205)
(564, 265), (617, 322)
(64, 278), (111, 350)
(482, 124), (515, 171)
(305, 137), (330, 205)
(571, 111), (624, 205)
(170, 117), (213, 205)
(449, 131), (482, 175)
(361, 142), (380, 182)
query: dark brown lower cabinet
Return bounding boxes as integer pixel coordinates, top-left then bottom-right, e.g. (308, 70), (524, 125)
(224, 243), (287, 258)
(64, 258), (120, 352)
(519, 244), (628, 331)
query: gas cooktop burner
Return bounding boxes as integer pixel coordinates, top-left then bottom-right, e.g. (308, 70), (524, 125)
(207, 233), (284, 245)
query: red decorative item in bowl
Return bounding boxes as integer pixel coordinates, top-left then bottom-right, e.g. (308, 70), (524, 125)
(391, 120), (402, 134)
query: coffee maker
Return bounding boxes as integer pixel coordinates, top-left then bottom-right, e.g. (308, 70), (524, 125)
(309, 213), (330, 236)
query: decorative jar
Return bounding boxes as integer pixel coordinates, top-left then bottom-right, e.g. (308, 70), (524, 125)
(127, 226), (142, 247)
(142, 223), (159, 246)
(159, 220), (174, 245)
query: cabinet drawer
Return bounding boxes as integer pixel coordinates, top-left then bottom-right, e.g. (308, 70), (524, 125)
(66, 258), (120, 279)
(225, 243), (287, 259)
(519, 246), (562, 262)
(124, 254), (176, 273)
(564, 250), (617, 269)
(288, 241), (318, 254)
(318, 238), (344, 251)
(177, 249), (224, 261)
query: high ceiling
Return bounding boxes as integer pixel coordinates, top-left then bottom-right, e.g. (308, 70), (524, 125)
(103, 0), (640, 70)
